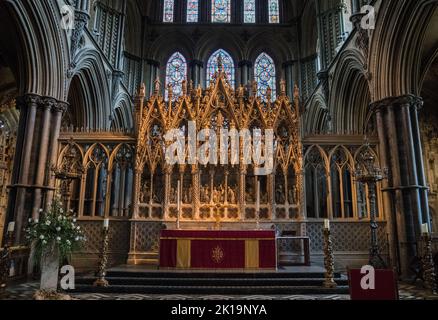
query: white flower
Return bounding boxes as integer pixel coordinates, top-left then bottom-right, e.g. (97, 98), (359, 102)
(39, 235), (45, 240)
(38, 209), (43, 213)
(75, 236), (80, 241)
(45, 220), (51, 226)
(76, 226), (80, 230)
(56, 227), (61, 232)
(60, 208), (63, 213)
(73, 218), (77, 223)
(35, 219), (39, 223)
(28, 218), (32, 223)
(56, 236), (61, 242)
(66, 240), (71, 246)
(57, 215), (62, 221)
(42, 240), (47, 245)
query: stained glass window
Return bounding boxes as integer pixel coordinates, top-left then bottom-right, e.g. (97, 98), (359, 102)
(244, 0), (256, 23)
(187, 0), (199, 22)
(255, 53), (276, 101)
(212, 0), (231, 23)
(165, 52), (187, 101)
(268, 0), (280, 23)
(206, 49), (235, 88)
(163, 0), (174, 23)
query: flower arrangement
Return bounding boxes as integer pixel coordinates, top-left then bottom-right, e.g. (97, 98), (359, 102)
(25, 197), (86, 262)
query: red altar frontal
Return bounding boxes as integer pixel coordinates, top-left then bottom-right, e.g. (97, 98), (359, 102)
(159, 230), (277, 270)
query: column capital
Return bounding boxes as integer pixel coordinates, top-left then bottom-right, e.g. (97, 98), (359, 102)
(189, 59), (204, 68)
(370, 94), (423, 112)
(16, 93), (42, 109)
(145, 59), (160, 68)
(16, 94), (69, 112)
(282, 60), (296, 68)
(238, 60), (253, 68)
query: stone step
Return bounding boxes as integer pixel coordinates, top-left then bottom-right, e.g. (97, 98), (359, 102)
(104, 271), (344, 279)
(71, 284), (350, 295)
(75, 276), (349, 287)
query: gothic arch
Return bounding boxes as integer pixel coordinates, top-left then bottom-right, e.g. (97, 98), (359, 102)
(330, 49), (371, 135)
(198, 32), (244, 63)
(370, 0), (438, 100)
(300, 0), (318, 58)
(112, 91), (133, 130)
(124, 0), (143, 56)
(247, 31), (294, 62)
(148, 31), (195, 63)
(0, 0), (69, 100)
(304, 93), (329, 135)
(69, 50), (112, 129)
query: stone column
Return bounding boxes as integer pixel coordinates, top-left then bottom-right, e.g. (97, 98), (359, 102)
(45, 102), (67, 207)
(31, 100), (53, 219)
(370, 95), (430, 278)
(163, 165), (172, 219)
(239, 164), (247, 220)
(189, 60), (204, 88)
(131, 168), (141, 219)
(191, 165), (200, 219)
(238, 60), (252, 86)
(282, 60), (295, 98)
(146, 59), (160, 97)
(6, 94), (67, 245)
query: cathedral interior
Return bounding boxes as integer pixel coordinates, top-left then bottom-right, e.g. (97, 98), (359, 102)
(1, 0), (438, 300)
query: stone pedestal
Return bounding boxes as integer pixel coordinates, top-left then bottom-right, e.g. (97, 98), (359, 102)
(40, 243), (60, 292)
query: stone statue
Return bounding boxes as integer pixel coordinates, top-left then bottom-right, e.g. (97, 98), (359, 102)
(246, 187), (254, 203)
(188, 185), (193, 203)
(154, 77), (161, 94)
(280, 79), (286, 96)
(169, 187), (176, 203)
(228, 186), (236, 204)
(252, 81), (258, 96)
(237, 85), (244, 98)
(204, 186), (210, 203)
(183, 189), (189, 204)
(139, 83), (146, 97)
(141, 181), (149, 203)
(276, 184), (285, 204)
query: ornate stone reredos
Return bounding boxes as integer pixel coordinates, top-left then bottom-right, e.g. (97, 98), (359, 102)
(133, 57), (302, 170)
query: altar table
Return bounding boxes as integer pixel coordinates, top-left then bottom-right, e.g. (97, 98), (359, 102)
(159, 230), (277, 269)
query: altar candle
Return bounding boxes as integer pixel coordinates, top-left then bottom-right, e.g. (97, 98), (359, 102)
(177, 180), (181, 211)
(177, 180), (181, 229)
(256, 180), (260, 212)
(324, 219), (330, 230)
(421, 223), (429, 235)
(103, 219), (109, 229)
(7, 221), (15, 232)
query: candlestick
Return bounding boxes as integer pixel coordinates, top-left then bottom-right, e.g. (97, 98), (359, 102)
(323, 228), (337, 288)
(177, 180), (181, 230)
(324, 219), (330, 230)
(7, 222), (15, 233)
(421, 223), (429, 235)
(103, 219), (109, 229)
(422, 233), (437, 295)
(256, 180), (260, 230)
(93, 227), (110, 287)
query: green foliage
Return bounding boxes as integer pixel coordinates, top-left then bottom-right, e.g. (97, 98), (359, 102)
(25, 197), (86, 264)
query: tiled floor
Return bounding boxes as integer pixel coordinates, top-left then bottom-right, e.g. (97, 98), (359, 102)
(1, 281), (437, 300)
